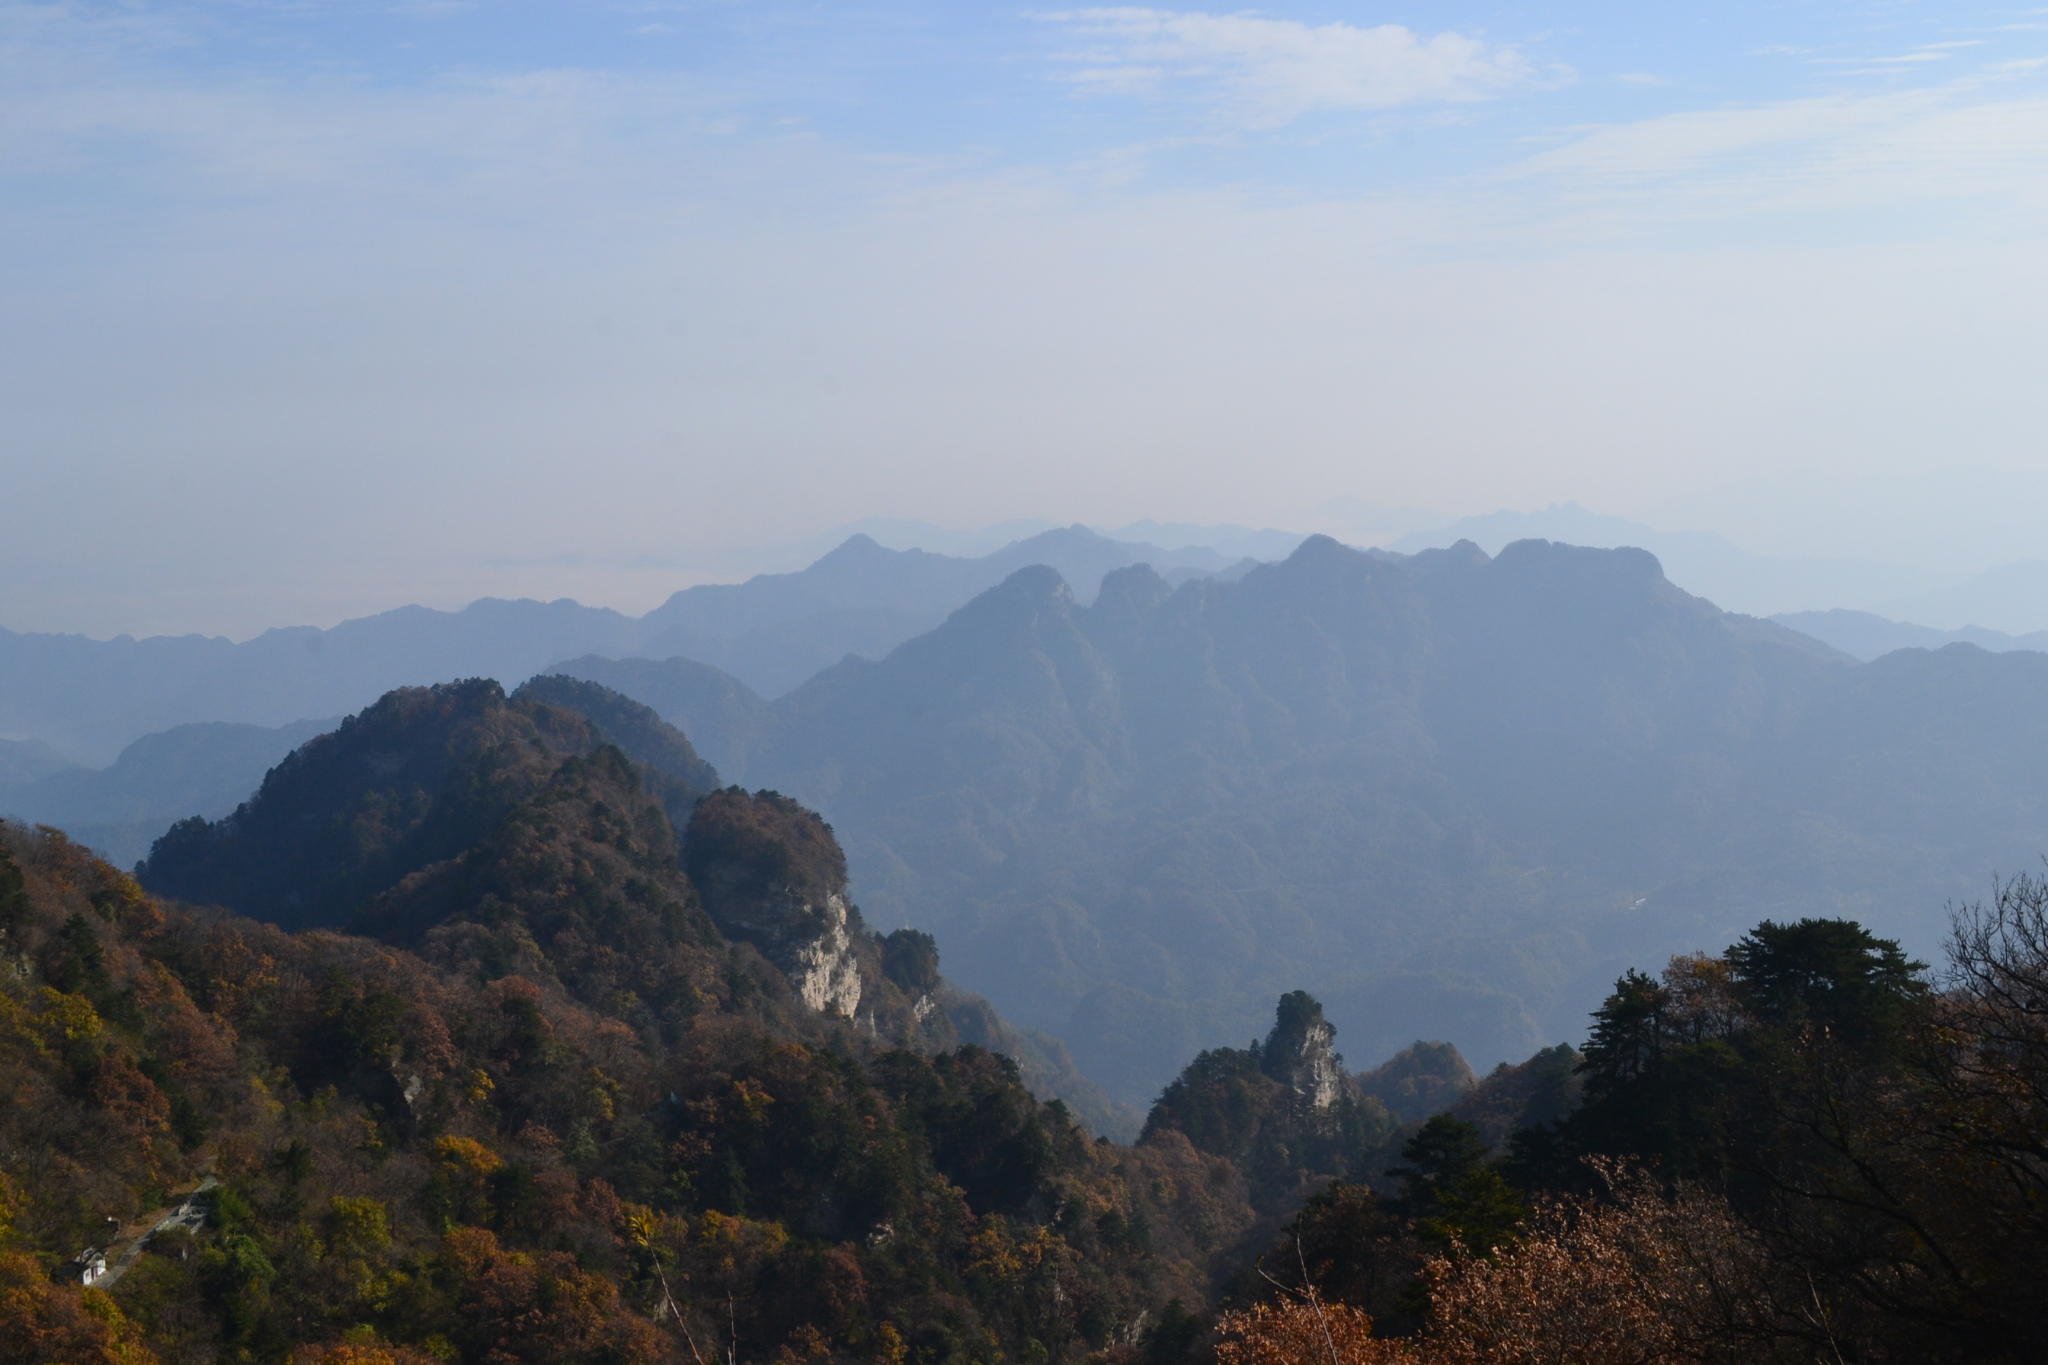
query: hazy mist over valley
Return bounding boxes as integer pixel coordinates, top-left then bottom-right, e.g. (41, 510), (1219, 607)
(9, 2), (2048, 1361)
(11, 522), (2048, 1102)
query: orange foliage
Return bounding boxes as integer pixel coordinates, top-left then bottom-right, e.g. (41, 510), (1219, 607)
(1215, 1167), (1757, 1365)
(437, 1226), (663, 1365)
(1217, 1292), (1416, 1365)
(292, 1344), (445, 1365)
(87, 1053), (174, 1164)
(1416, 1167), (1753, 1365)
(433, 1135), (504, 1175)
(0, 1249), (161, 1365)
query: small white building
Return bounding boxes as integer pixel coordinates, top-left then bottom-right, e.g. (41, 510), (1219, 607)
(62, 1247), (108, 1285)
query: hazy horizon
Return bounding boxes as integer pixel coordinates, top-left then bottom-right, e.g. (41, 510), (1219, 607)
(8, 2), (2048, 638)
(11, 497), (2048, 646)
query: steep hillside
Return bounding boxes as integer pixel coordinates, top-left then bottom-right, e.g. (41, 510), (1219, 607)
(1142, 992), (1399, 1212)
(0, 810), (1248, 1365)
(131, 678), (1133, 1133)
(560, 536), (2048, 1103)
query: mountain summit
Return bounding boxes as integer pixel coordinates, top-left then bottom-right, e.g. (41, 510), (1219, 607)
(564, 535), (2048, 1103)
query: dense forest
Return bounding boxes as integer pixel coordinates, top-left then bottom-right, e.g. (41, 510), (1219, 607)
(5, 677), (2047, 1362)
(0, 679), (1247, 1364)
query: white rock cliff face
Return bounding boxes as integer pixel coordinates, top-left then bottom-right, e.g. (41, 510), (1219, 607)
(1298, 1018), (1341, 1111)
(790, 892), (863, 1017)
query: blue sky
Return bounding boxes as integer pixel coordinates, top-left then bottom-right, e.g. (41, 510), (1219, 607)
(21, 3), (2044, 206)
(5, 2), (2048, 635)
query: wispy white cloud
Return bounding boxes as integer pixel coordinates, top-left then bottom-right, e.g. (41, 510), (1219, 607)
(1808, 38), (1988, 69)
(1039, 8), (1541, 127)
(1487, 70), (2048, 242)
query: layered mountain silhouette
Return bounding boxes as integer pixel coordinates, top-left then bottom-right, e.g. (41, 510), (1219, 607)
(1875, 558), (2048, 634)
(1775, 608), (2048, 661)
(0, 528), (1255, 763)
(0, 716), (338, 868)
(0, 736), (77, 785)
(556, 535), (2048, 1103)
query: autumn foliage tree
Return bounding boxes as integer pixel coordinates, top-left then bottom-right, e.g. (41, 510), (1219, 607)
(1217, 1290), (1412, 1365)
(0, 1248), (161, 1365)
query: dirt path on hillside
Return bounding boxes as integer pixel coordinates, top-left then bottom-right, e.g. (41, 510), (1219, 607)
(98, 1174), (217, 1290)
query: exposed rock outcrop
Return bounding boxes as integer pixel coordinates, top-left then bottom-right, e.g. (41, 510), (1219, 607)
(1141, 991), (1397, 1210)
(1261, 989), (1343, 1111)
(684, 787), (876, 1019)
(790, 891), (864, 1016)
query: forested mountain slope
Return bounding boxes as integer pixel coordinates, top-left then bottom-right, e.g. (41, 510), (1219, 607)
(135, 679), (712, 932)
(0, 794), (1219, 1363)
(14, 671), (2048, 1360)
(0, 788), (1578, 1365)
(562, 536), (2048, 1103)
(130, 677), (1136, 1140)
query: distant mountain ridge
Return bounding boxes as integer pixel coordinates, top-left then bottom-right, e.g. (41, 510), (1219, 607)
(0, 716), (338, 869)
(1873, 558), (2048, 634)
(1392, 502), (1936, 618)
(559, 535), (2048, 1106)
(1773, 609), (2048, 662)
(631, 528), (1254, 697)
(0, 737), (79, 785)
(0, 527), (1262, 764)
(1399, 505), (2048, 636)
(795, 515), (1305, 565)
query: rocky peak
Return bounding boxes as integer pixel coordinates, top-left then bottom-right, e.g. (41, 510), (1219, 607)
(1259, 990), (1343, 1111)
(684, 788), (871, 1018)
